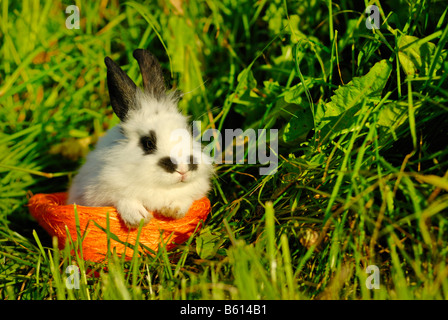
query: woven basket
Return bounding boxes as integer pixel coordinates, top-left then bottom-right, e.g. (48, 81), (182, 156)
(28, 192), (210, 262)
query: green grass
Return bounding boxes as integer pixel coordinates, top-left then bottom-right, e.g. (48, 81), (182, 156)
(1, 0), (448, 300)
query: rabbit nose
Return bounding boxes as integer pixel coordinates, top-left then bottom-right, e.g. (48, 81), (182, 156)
(157, 157), (178, 173)
(176, 163), (189, 175)
(158, 156), (198, 174)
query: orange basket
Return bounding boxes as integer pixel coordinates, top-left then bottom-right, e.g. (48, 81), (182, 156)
(28, 192), (211, 262)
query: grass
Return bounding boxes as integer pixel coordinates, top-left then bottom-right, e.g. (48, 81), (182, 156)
(1, 0), (448, 300)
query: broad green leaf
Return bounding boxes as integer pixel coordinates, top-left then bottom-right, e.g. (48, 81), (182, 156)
(263, 1), (286, 34)
(283, 108), (314, 143)
(398, 34), (443, 77)
(232, 68), (260, 117)
(320, 59), (392, 119)
(281, 87), (314, 143)
(376, 102), (410, 142)
(234, 68), (258, 100)
(315, 59), (392, 139)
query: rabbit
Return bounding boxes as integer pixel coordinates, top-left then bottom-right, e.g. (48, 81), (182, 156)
(67, 49), (213, 228)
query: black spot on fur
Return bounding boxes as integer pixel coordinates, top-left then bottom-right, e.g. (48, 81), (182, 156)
(158, 157), (178, 173)
(140, 130), (157, 155)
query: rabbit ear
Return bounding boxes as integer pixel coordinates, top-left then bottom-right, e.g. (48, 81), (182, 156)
(104, 56), (137, 122)
(133, 49), (166, 99)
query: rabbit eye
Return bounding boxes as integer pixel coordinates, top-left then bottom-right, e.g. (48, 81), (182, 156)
(140, 130), (157, 155)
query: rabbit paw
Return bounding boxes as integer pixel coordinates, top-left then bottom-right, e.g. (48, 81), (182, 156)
(158, 206), (183, 219)
(116, 199), (153, 228)
(157, 199), (193, 219)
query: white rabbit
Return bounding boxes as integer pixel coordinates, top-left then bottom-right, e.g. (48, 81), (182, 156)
(67, 49), (213, 228)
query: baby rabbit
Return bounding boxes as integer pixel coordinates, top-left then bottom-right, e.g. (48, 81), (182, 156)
(67, 49), (213, 228)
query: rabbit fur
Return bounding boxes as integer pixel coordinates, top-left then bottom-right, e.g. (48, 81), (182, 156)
(67, 49), (213, 228)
